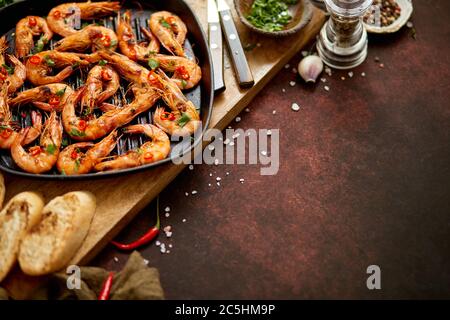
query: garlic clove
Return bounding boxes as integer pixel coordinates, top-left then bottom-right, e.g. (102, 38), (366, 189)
(298, 55), (324, 83)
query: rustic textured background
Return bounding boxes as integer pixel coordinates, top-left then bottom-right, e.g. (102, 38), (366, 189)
(95, 0), (450, 299)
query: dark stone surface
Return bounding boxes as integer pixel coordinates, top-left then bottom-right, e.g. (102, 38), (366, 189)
(93, 0), (450, 299)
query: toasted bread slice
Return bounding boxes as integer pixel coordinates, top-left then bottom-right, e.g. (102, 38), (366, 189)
(18, 191), (96, 276)
(0, 192), (45, 282)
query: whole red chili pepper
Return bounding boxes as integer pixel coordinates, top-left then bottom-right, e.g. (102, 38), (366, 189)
(98, 272), (114, 300)
(111, 197), (160, 250)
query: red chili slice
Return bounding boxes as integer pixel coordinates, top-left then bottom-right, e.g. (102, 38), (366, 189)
(147, 70), (162, 88)
(49, 96), (60, 108)
(70, 149), (78, 160)
(0, 128), (12, 139)
(29, 55), (41, 65)
(28, 17), (37, 27)
(175, 66), (190, 80)
(143, 152), (154, 161)
(102, 35), (111, 47)
(101, 69), (112, 81)
(160, 111), (175, 121)
(29, 146), (42, 157)
(78, 120), (87, 131)
(53, 10), (62, 19)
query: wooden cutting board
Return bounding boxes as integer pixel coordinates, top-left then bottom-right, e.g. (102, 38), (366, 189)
(3, 0), (325, 291)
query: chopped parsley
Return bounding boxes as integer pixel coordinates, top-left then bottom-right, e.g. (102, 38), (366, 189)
(55, 87), (66, 97)
(2, 63), (14, 75)
(181, 79), (187, 89)
(45, 144), (57, 155)
(160, 18), (171, 29)
(33, 35), (47, 53)
(177, 112), (191, 128)
(148, 58), (160, 70)
(246, 0), (298, 32)
(44, 55), (56, 67)
(69, 128), (86, 137)
(98, 59), (108, 66)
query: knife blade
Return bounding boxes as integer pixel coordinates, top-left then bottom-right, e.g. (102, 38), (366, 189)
(208, 0), (226, 93)
(215, 0), (254, 88)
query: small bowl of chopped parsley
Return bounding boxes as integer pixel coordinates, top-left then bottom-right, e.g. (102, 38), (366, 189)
(235, 0), (313, 37)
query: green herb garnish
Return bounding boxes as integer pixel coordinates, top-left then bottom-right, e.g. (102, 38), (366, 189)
(74, 158), (80, 172)
(177, 112), (191, 128)
(69, 128), (86, 137)
(55, 87), (66, 97)
(98, 59), (108, 66)
(45, 144), (57, 155)
(246, 0), (298, 32)
(61, 137), (69, 147)
(44, 55), (56, 67)
(33, 35), (47, 53)
(148, 58), (160, 70)
(181, 79), (187, 89)
(160, 18), (171, 29)
(2, 63), (14, 75)
(109, 40), (117, 47)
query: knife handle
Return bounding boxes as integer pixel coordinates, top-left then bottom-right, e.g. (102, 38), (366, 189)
(209, 22), (226, 93)
(219, 10), (254, 88)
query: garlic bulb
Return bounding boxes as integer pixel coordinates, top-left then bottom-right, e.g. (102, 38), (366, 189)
(298, 55), (324, 83)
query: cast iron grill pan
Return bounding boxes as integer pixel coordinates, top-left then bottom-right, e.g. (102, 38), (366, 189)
(0, 0), (213, 180)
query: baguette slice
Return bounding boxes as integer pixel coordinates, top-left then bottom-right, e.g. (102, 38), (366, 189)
(18, 191), (96, 276)
(0, 192), (44, 282)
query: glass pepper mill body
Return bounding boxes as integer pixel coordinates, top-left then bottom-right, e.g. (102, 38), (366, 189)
(317, 0), (373, 69)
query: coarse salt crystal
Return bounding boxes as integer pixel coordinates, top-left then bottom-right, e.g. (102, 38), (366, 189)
(165, 212), (170, 218)
(239, 178), (245, 183)
(185, 192), (189, 196)
(208, 183), (211, 187)
(217, 182), (221, 186)
(282, 88), (286, 93)
(223, 138), (230, 145)
(361, 72), (366, 77)
(229, 141), (235, 146)
(226, 172), (230, 175)
(235, 117), (241, 122)
(348, 71), (354, 78)
(143, 259), (149, 265)
(245, 108), (250, 112)
(261, 150), (267, 156)
(291, 103), (300, 112)
(169, 244), (173, 248)
(160, 246), (166, 254)
(182, 219), (187, 223)
(301, 51), (308, 57)
(209, 173), (213, 177)
(272, 110), (277, 115)
(406, 21), (414, 28)
(165, 231), (173, 238)
(320, 78), (326, 83)
(188, 164), (194, 170)
(341, 76), (346, 81)
(324, 86), (330, 92)
(216, 177), (222, 181)
(165, 206), (170, 212)
(292, 68), (297, 74)
(289, 81), (296, 87)
(191, 190), (197, 195)
(214, 159), (219, 165)
(267, 130), (272, 135)
(164, 226), (172, 232)
(232, 133), (240, 139)
(113, 257), (119, 262)
(156, 241), (161, 246)
(284, 64), (290, 69)
(208, 144), (215, 151)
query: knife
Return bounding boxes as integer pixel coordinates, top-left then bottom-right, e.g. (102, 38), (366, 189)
(215, 0), (254, 88)
(208, 0), (226, 93)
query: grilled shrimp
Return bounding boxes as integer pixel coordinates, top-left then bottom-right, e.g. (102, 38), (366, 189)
(47, 1), (121, 37)
(15, 16), (53, 59)
(153, 71), (200, 137)
(9, 83), (73, 112)
(56, 129), (118, 175)
(150, 54), (201, 90)
(0, 84), (42, 149)
(11, 111), (62, 174)
(81, 64), (119, 114)
(54, 25), (118, 52)
(96, 50), (151, 87)
(117, 11), (160, 61)
(149, 11), (187, 57)
(95, 124), (170, 171)
(0, 37), (26, 94)
(63, 86), (159, 141)
(26, 51), (91, 85)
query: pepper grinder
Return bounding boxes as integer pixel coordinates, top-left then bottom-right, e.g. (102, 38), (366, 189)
(317, 0), (373, 69)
